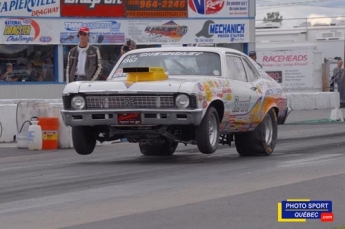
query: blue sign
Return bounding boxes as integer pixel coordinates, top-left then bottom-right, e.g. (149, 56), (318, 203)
(278, 199), (333, 222)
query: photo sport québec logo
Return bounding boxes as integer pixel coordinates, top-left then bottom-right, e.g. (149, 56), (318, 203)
(278, 199), (334, 223)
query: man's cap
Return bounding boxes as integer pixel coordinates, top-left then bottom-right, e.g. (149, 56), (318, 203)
(78, 27), (90, 33)
(249, 51), (256, 56)
(6, 63), (12, 67)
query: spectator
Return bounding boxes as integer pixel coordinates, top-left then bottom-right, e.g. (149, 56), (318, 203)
(120, 38), (136, 56)
(66, 26), (102, 83)
(249, 51), (263, 68)
(27, 62), (39, 81)
(115, 38), (137, 66)
(332, 59), (345, 101)
(42, 69), (54, 81)
(43, 57), (55, 80)
(0, 63), (18, 82)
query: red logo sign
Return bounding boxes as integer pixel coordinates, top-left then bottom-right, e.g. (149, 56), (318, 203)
(61, 0), (124, 17)
(320, 213), (334, 222)
(189, 0), (225, 15)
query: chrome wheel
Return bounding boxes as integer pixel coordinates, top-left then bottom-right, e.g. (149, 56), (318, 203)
(209, 112), (218, 147)
(196, 106), (220, 154)
(264, 114), (273, 145)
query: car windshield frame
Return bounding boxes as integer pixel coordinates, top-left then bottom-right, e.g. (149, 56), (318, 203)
(108, 51), (222, 80)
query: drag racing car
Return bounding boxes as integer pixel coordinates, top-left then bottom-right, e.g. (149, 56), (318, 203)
(60, 47), (290, 156)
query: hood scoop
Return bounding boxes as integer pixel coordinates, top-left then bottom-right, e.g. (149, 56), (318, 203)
(124, 67), (168, 83)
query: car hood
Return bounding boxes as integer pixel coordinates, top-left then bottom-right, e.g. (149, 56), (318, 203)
(64, 76), (210, 94)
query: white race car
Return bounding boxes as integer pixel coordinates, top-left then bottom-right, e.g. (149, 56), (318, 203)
(61, 47), (290, 156)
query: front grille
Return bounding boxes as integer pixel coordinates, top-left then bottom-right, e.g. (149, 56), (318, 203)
(86, 95), (175, 109)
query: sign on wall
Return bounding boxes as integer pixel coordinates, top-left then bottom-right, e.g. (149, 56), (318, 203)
(0, 17), (250, 45)
(60, 19), (127, 45)
(257, 50), (314, 89)
(0, 0), (60, 17)
(127, 19), (249, 44)
(60, 0), (124, 17)
(188, 0), (248, 18)
(0, 18), (60, 44)
(126, 0), (187, 18)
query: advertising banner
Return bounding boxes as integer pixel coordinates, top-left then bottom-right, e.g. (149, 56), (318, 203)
(60, 0), (124, 17)
(126, 0), (187, 18)
(0, 18), (60, 44)
(127, 19), (249, 44)
(60, 19), (127, 45)
(0, 0), (60, 17)
(257, 50), (314, 89)
(188, 0), (248, 18)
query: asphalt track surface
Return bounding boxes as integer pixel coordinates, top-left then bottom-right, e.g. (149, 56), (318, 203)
(0, 124), (345, 229)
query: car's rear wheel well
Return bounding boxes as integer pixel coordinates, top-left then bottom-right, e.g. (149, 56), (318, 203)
(209, 100), (224, 122)
(272, 107), (279, 118)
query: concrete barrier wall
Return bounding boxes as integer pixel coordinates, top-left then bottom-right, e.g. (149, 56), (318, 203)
(286, 92), (340, 110)
(0, 92), (341, 145)
(0, 104), (18, 143)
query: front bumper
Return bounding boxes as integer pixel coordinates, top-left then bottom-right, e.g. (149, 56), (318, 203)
(60, 108), (204, 127)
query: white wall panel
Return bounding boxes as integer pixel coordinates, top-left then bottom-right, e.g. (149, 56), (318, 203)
(0, 84), (65, 99)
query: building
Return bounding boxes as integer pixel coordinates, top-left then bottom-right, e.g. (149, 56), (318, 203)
(254, 21), (345, 92)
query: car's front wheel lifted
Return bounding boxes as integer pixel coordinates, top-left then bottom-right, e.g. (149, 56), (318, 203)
(139, 139), (178, 156)
(72, 126), (97, 155)
(235, 109), (278, 156)
(195, 106), (220, 154)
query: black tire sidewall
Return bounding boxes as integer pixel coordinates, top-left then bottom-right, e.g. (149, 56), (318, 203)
(235, 109), (278, 156)
(139, 140), (178, 156)
(72, 126), (96, 155)
(196, 106), (220, 154)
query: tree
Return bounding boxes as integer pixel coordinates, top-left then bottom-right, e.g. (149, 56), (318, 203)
(263, 12), (283, 24)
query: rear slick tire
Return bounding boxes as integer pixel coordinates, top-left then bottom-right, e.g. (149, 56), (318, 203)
(235, 109), (278, 156)
(72, 126), (96, 155)
(139, 140), (178, 156)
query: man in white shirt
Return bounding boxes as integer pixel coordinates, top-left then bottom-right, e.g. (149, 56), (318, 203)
(66, 27), (102, 83)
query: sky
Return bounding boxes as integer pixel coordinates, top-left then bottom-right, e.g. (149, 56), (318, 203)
(256, 0), (345, 28)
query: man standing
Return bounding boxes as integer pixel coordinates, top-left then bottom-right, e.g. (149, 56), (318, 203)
(66, 27), (102, 83)
(333, 59), (345, 102)
(249, 51), (263, 68)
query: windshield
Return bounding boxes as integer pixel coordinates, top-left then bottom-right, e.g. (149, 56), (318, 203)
(110, 51), (221, 78)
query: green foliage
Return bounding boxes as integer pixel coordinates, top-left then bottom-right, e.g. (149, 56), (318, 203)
(263, 12), (283, 24)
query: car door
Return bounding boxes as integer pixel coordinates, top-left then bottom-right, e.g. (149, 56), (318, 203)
(224, 54), (260, 131)
(240, 56), (265, 118)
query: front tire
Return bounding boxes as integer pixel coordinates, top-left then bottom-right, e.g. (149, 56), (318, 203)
(72, 126), (97, 155)
(139, 139), (178, 156)
(235, 109), (278, 156)
(195, 106), (220, 154)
